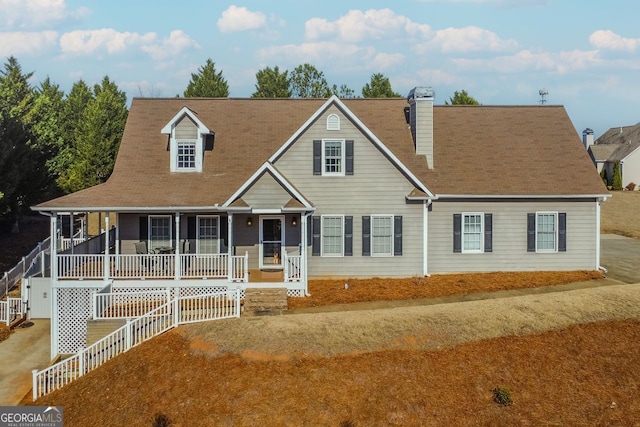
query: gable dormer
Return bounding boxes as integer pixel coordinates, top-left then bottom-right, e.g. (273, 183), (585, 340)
(161, 106), (213, 173)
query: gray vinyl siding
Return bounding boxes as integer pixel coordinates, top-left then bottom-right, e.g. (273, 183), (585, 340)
(175, 116), (197, 139)
(118, 213), (140, 254)
(428, 200), (598, 272)
(274, 105), (424, 277)
(242, 173), (293, 208)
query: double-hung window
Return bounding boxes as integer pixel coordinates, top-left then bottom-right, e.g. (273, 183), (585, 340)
(453, 213), (492, 253)
(371, 215), (393, 256)
(177, 141), (196, 170)
(149, 215), (171, 252)
(197, 216), (219, 254)
(321, 215), (344, 256)
(323, 140), (344, 175)
(527, 212), (566, 253)
(462, 213), (483, 253)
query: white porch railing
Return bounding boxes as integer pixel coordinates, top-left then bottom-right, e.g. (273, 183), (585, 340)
(56, 253), (249, 282)
(60, 238), (86, 252)
(0, 297), (24, 326)
(93, 289), (171, 319)
(2, 236), (51, 299)
(33, 289), (241, 400)
(284, 250), (303, 283)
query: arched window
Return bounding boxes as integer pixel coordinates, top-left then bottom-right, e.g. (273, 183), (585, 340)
(326, 114), (340, 131)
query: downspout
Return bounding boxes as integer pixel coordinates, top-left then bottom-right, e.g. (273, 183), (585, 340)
(302, 213), (310, 296)
(423, 199), (432, 277)
(596, 197), (606, 272)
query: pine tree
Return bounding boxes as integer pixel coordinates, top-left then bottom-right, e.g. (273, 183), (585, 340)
(612, 161), (623, 190)
(252, 66), (291, 98)
(600, 167), (609, 186)
(184, 59), (229, 97)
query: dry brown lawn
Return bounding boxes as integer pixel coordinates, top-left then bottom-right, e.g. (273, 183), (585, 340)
(601, 190), (640, 238)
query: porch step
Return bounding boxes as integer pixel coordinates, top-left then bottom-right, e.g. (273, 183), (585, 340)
(243, 288), (288, 316)
(85, 319), (126, 347)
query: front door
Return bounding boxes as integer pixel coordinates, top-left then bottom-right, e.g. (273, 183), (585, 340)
(259, 216), (284, 269)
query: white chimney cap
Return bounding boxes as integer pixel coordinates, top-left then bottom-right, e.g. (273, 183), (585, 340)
(408, 86), (435, 101)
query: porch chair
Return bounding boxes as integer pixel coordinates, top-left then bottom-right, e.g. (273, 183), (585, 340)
(134, 241), (155, 270)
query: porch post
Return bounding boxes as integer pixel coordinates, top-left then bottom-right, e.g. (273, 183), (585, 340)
(50, 213), (58, 281)
(103, 212), (110, 282)
(174, 213), (181, 280)
(227, 214), (233, 282)
(301, 213), (308, 294)
(70, 212), (74, 254)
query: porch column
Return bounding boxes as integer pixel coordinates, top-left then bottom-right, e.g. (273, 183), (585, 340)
(50, 213), (58, 281)
(70, 212), (74, 254)
(301, 213), (308, 293)
(227, 214), (233, 282)
(174, 213), (181, 280)
(103, 212), (110, 282)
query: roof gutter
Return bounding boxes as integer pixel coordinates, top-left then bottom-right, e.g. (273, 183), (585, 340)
(434, 194), (611, 200)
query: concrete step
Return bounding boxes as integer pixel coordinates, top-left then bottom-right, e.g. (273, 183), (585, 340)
(244, 288), (288, 315)
(85, 319), (126, 347)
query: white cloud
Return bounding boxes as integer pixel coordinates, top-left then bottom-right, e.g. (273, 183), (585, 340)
(217, 5), (266, 33)
(589, 30), (640, 52)
(305, 9), (431, 43)
(415, 26), (518, 53)
(259, 41), (373, 64)
(452, 49), (601, 74)
(59, 29), (198, 60)
(370, 52), (405, 70)
(0, 0), (89, 30)
(60, 29), (156, 55)
(0, 31), (58, 56)
(141, 30), (200, 61)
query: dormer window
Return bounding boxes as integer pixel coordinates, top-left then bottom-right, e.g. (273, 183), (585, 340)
(327, 114), (340, 131)
(161, 106), (212, 173)
(177, 141), (197, 170)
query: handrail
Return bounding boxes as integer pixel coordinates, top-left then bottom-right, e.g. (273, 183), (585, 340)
(33, 289), (241, 400)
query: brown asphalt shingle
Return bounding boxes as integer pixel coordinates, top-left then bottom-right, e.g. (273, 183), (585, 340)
(35, 98), (607, 211)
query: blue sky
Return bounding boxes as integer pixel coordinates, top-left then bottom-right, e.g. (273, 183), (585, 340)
(1, 0), (639, 137)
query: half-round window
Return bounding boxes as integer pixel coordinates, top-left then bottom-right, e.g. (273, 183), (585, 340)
(327, 114), (340, 131)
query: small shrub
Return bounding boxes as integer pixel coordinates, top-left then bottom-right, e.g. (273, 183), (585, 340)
(612, 161), (623, 190)
(412, 276), (425, 286)
(492, 386), (513, 406)
(152, 413), (171, 427)
(626, 182), (636, 191)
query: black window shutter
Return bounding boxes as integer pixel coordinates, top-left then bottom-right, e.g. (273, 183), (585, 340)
(187, 216), (196, 240)
(313, 140), (322, 175)
(345, 140), (354, 175)
(139, 216), (148, 241)
(527, 213), (536, 252)
(394, 216), (402, 256)
(220, 216), (228, 248)
(344, 216), (353, 256)
(362, 216), (371, 256)
(307, 215), (312, 246)
(312, 216), (321, 256)
(171, 215), (177, 243)
(558, 212), (567, 252)
(484, 213), (493, 253)
(453, 214), (461, 253)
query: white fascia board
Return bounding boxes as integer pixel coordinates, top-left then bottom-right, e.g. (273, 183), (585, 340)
(222, 162), (313, 209)
(32, 205), (223, 213)
(268, 96), (434, 198)
(160, 106), (211, 134)
(435, 194), (611, 200)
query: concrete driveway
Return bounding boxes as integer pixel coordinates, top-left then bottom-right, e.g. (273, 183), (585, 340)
(600, 234), (640, 284)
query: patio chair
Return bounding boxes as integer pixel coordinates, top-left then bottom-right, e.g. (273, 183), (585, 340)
(134, 241), (155, 271)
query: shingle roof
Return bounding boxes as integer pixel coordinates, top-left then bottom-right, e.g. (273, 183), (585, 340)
(591, 123), (640, 162)
(35, 98), (607, 211)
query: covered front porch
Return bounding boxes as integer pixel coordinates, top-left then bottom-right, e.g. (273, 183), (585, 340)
(48, 210), (309, 296)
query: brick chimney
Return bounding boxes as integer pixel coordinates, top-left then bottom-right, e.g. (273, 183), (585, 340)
(407, 87), (435, 169)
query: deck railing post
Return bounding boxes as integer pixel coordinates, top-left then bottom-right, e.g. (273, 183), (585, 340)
(173, 296), (179, 326)
(125, 319), (132, 350)
(244, 251), (248, 282)
(78, 349), (84, 377)
(32, 369), (38, 401)
(236, 288), (241, 317)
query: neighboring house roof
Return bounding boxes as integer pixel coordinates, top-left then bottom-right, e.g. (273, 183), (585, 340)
(35, 97), (607, 211)
(590, 123), (640, 162)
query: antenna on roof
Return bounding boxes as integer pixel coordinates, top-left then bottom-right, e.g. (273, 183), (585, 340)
(538, 88), (549, 105)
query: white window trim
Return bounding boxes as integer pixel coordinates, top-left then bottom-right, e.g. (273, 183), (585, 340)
(322, 139), (345, 177)
(321, 214), (344, 257)
(371, 214), (394, 257)
(148, 215), (172, 251)
(176, 140), (197, 171)
(196, 215), (220, 254)
(461, 212), (484, 254)
(535, 211), (558, 253)
(327, 114), (340, 131)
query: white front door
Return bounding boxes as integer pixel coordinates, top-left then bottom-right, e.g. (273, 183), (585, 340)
(259, 215), (284, 269)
